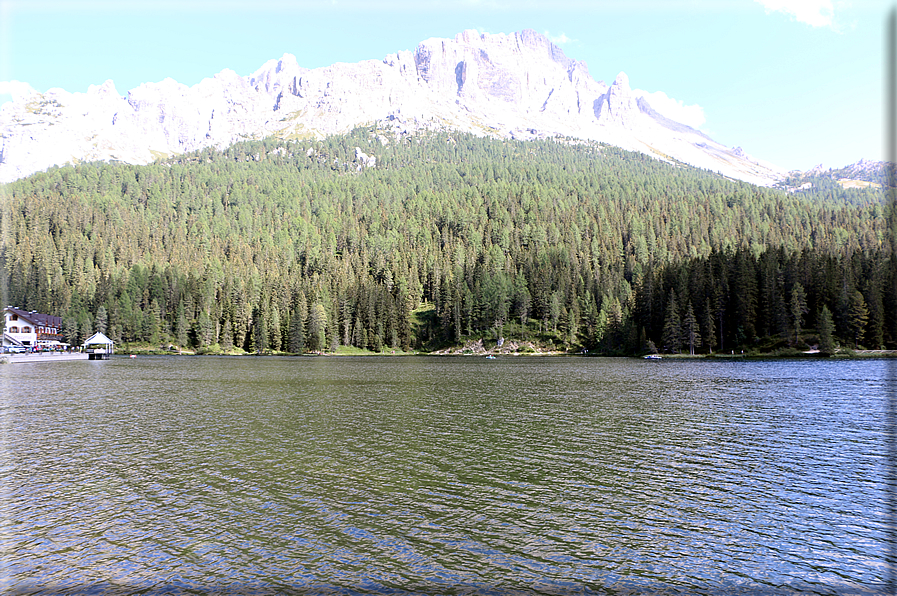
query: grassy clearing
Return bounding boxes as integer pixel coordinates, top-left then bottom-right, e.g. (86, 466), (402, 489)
(838, 179), (880, 189)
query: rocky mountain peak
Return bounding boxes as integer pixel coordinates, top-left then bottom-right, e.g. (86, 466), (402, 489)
(88, 79), (119, 99)
(593, 71), (641, 128)
(612, 71), (630, 89)
(0, 29), (786, 186)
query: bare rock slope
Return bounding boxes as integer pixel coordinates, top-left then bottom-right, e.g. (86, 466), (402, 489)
(0, 29), (784, 185)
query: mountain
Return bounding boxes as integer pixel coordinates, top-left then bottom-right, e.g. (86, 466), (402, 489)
(779, 159), (894, 192)
(0, 29), (785, 185)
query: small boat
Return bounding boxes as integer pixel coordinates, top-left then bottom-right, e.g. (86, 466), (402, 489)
(486, 355), (496, 359)
(643, 354), (662, 360)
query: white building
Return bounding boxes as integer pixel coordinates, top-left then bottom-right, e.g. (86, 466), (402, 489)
(3, 307), (64, 349)
(82, 332), (114, 360)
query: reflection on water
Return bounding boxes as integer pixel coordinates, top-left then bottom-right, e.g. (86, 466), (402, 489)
(1, 356), (890, 594)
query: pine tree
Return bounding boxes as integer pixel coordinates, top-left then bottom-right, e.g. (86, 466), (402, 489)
(682, 300), (700, 355)
(593, 304), (608, 349)
(549, 292), (562, 332)
(293, 292), (309, 352)
(219, 316), (234, 352)
(453, 295), (462, 344)
(790, 282), (808, 345)
(703, 298), (717, 353)
(251, 307), (268, 354)
(351, 313), (363, 348)
(846, 290), (869, 348)
(733, 250), (758, 342)
(865, 285), (885, 349)
(288, 304), (306, 353)
(341, 296), (352, 346)
(95, 305), (108, 335)
(175, 301), (189, 348)
(195, 310), (213, 347)
(514, 276), (531, 327)
(713, 280), (727, 353)
(308, 302), (327, 352)
(566, 301), (579, 345)
(399, 289), (413, 352)
(329, 324), (340, 352)
(661, 290), (682, 354)
(79, 317), (93, 344)
(64, 316), (79, 346)
(269, 305), (282, 351)
(146, 301), (164, 344)
(818, 305), (835, 354)
(607, 297), (624, 351)
(387, 295), (399, 349)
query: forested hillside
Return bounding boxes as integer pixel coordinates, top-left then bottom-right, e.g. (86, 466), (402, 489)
(2, 129), (894, 354)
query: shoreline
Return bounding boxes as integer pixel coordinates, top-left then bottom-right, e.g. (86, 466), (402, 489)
(1, 352), (90, 364)
(107, 347), (897, 360)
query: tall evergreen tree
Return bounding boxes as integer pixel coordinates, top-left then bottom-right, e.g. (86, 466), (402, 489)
(514, 275), (531, 326)
(219, 316), (234, 352)
(790, 282), (808, 345)
(593, 307), (608, 348)
(175, 301), (189, 348)
(64, 316), (79, 346)
(661, 290), (682, 354)
(329, 317), (340, 352)
(269, 305), (282, 352)
(288, 304), (306, 353)
(79, 317), (93, 344)
(703, 298), (717, 353)
(549, 291), (562, 333)
(194, 310), (213, 347)
(732, 250), (758, 343)
(864, 285), (885, 349)
(251, 307), (268, 354)
(818, 305), (836, 354)
(846, 290), (869, 348)
(308, 303), (328, 352)
(682, 300), (700, 355)
(95, 305), (108, 335)
(566, 301), (579, 345)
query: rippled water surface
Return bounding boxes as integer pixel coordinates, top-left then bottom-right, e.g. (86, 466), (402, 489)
(1, 356), (891, 595)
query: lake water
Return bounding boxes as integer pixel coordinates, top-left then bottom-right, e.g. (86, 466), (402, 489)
(1, 356), (892, 595)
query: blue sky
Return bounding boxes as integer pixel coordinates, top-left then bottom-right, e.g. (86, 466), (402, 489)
(0, 0), (890, 172)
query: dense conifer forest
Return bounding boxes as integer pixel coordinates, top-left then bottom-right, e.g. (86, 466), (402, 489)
(1, 129), (894, 354)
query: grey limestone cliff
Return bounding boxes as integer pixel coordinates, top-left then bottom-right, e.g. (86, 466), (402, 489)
(0, 29), (784, 185)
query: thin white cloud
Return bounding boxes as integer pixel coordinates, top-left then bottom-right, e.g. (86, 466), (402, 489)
(544, 31), (576, 45)
(0, 80), (38, 102)
(754, 0), (836, 28)
(636, 90), (706, 129)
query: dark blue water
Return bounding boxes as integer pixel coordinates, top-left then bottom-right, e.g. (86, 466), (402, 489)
(1, 356), (891, 594)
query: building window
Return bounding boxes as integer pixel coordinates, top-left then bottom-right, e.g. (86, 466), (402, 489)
(22, 326), (31, 333)
(9, 326), (18, 333)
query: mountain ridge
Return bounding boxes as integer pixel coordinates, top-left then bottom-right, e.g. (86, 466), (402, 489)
(1, 29), (785, 185)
